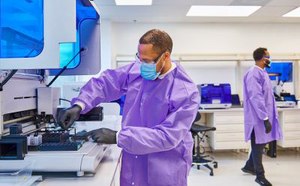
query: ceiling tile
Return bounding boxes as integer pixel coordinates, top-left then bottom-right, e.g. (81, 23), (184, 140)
(230, 0), (271, 6)
(252, 6), (297, 16)
(267, 0), (300, 6)
(93, 0), (300, 23)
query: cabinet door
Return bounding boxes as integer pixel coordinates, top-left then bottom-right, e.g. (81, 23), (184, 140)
(207, 111), (249, 150)
(278, 110), (300, 148)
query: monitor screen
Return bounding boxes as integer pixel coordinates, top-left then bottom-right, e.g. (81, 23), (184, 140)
(266, 62), (293, 82)
(199, 83), (232, 104)
(231, 94), (241, 105)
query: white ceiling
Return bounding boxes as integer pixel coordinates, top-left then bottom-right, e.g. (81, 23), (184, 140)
(94, 0), (300, 23)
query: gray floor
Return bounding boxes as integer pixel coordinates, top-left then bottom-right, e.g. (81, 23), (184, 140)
(188, 149), (300, 186)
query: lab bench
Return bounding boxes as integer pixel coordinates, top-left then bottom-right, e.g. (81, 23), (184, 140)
(198, 107), (300, 150)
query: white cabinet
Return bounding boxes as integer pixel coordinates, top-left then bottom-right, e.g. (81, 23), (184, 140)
(203, 110), (249, 150)
(277, 109), (300, 148)
(200, 108), (300, 150)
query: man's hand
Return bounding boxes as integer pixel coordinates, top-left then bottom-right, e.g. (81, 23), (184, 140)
(87, 128), (117, 144)
(263, 119), (272, 134)
(57, 105), (82, 130)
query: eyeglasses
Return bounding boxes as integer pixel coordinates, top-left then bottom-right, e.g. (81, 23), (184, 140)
(135, 52), (165, 64)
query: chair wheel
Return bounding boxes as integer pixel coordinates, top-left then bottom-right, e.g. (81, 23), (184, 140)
(214, 162), (218, 168)
(210, 172), (214, 176)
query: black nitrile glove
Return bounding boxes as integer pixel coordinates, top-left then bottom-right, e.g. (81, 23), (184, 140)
(57, 105), (82, 130)
(263, 119), (272, 134)
(87, 128), (117, 144)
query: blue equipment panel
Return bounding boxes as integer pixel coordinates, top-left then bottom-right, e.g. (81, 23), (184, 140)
(266, 62), (293, 82)
(199, 83), (232, 108)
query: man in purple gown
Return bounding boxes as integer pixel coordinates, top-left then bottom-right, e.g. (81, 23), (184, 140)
(58, 29), (200, 186)
(242, 47), (282, 186)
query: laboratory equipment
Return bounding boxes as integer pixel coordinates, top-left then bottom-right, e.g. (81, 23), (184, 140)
(267, 62), (296, 108)
(0, 0), (113, 178)
(199, 83), (232, 109)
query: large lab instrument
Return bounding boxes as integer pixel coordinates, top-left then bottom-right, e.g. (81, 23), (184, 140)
(199, 83), (232, 109)
(267, 62), (296, 108)
(0, 0), (112, 179)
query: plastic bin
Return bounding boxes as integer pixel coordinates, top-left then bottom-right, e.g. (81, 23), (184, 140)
(0, 161), (33, 185)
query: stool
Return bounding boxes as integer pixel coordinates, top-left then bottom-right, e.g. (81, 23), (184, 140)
(191, 113), (218, 176)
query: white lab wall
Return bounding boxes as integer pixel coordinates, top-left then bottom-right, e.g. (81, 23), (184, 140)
(56, 22), (300, 101)
(111, 22), (300, 54)
(180, 62), (237, 93)
(110, 22), (300, 99)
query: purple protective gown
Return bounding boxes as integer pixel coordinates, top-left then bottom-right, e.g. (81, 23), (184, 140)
(72, 62), (200, 186)
(243, 66), (282, 144)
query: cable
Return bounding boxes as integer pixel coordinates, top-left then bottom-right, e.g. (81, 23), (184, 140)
(46, 48), (85, 87)
(59, 98), (71, 106)
(59, 98), (71, 103)
(0, 70), (18, 91)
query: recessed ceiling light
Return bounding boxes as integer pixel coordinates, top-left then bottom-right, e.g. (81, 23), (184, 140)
(115, 0), (152, 6)
(283, 7), (300, 17)
(186, 6), (261, 17)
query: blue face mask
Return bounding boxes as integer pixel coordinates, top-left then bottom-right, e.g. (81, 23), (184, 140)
(140, 63), (160, 80)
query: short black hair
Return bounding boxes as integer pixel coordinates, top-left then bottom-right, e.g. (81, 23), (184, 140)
(139, 29), (173, 54)
(253, 47), (267, 61)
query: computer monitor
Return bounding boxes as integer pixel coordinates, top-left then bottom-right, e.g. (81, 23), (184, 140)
(266, 62), (293, 82)
(231, 94), (241, 106)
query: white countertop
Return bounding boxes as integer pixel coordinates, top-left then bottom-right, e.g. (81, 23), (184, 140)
(36, 144), (122, 186)
(198, 107), (300, 113)
(277, 107), (300, 111)
(199, 108), (243, 113)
